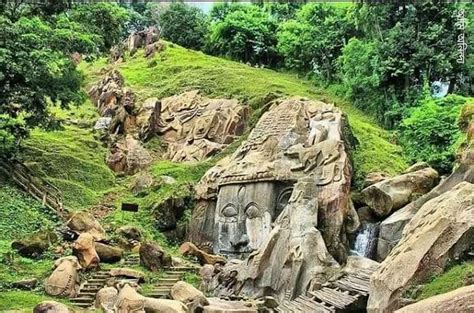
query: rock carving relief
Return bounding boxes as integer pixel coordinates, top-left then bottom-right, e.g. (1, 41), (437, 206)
(189, 97), (357, 273)
(89, 72), (247, 173)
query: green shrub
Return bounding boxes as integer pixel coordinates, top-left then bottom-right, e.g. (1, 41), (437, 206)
(398, 95), (467, 173)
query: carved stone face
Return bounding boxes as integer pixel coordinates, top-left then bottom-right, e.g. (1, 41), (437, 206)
(215, 182), (293, 256)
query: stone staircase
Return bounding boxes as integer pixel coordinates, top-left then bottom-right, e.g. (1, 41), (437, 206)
(122, 253), (140, 267)
(146, 267), (199, 299)
(276, 265), (378, 313)
(70, 270), (111, 309)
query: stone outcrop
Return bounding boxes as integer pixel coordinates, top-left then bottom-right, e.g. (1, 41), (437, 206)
(368, 182), (474, 313)
(158, 90), (248, 162)
(139, 241), (172, 271)
(116, 225), (142, 250)
(127, 26), (160, 56)
(66, 211), (106, 241)
(361, 167), (439, 217)
(72, 232), (100, 270)
(180, 242), (227, 265)
(394, 285), (474, 313)
(90, 71), (247, 173)
(33, 301), (72, 313)
(115, 283), (146, 312)
(377, 147), (474, 261)
(44, 256), (81, 298)
(11, 230), (58, 258)
(188, 98), (357, 300)
(95, 242), (123, 263)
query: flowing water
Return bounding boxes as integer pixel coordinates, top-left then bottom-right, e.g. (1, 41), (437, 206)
(353, 222), (379, 259)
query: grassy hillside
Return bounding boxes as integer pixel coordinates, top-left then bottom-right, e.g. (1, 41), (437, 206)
(80, 43), (408, 186)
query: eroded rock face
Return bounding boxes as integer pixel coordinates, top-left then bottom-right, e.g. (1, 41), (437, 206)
(107, 135), (152, 174)
(44, 256), (81, 297)
(159, 90), (248, 162)
(95, 286), (118, 312)
(189, 98), (355, 264)
(115, 283), (146, 313)
(368, 182), (474, 313)
(394, 285), (474, 313)
(361, 167), (439, 217)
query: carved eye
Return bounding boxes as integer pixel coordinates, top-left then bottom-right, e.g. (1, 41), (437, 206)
(245, 203), (260, 219)
(222, 204), (238, 217)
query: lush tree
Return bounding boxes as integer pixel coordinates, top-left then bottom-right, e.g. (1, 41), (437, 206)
(277, 4), (357, 81)
(70, 3), (131, 51)
(157, 3), (209, 50)
(206, 5), (279, 65)
(0, 16), (85, 155)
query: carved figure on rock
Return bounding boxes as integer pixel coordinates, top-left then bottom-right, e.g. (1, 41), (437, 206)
(44, 256), (81, 298)
(72, 232), (100, 270)
(179, 242), (226, 265)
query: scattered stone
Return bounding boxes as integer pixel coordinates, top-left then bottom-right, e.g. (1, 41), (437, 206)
(395, 285), (474, 313)
(94, 117), (112, 130)
(179, 242), (226, 266)
(110, 267), (145, 282)
(72, 232), (100, 270)
(95, 286), (118, 312)
(33, 301), (72, 313)
(361, 167), (439, 217)
(66, 211), (106, 241)
(12, 278), (37, 290)
(44, 256), (81, 297)
(139, 241), (172, 271)
(368, 182), (474, 312)
(117, 226), (142, 241)
(160, 175), (177, 185)
(95, 242), (123, 263)
(107, 135), (152, 174)
(11, 230), (57, 258)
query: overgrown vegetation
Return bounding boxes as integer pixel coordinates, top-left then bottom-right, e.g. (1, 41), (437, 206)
(416, 261), (474, 300)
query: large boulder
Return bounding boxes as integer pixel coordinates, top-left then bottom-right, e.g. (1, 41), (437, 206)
(72, 232), (100, 269)
(107, 135), (152, 174)
(66, 211), (106, 241)
(394, 285), (474, 313)
(153, 196), (190, 232)
(115, 283), (146, 313)
(44, 256), (81, 297)
(129, 172), (156, 196)
(179, 242), (226, 266)
(116, 225), (142, 251)
(11, 230), (57, 258)
(95, 286), (118, 312)
(377, 147), (474, 261)
(95, 242), (123, 263)
(171, 281), (205, 302)
(139, 241), (172, 271)
(33, 301), (72, 313)
(368, 182), (474, 313)
(143, 298), (188, 313)
(361, 167), (439, 217)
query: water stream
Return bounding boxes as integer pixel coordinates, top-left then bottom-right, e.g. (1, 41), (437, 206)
(353, 222), (379, 259)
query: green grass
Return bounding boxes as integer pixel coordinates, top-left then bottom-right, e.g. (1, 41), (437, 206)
(21, 125), (116, 210)
(0, 291), (72, 311)
(416, 262), (474, 300)
(80, 43), (408, 187)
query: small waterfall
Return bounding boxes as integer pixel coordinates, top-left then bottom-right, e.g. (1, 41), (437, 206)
(353, 222), (379, 259)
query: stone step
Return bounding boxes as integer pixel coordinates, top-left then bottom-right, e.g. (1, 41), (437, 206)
(70, 302), (91, 308)
(77, 292), (96, 297)
(88, 279), (107, 283)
